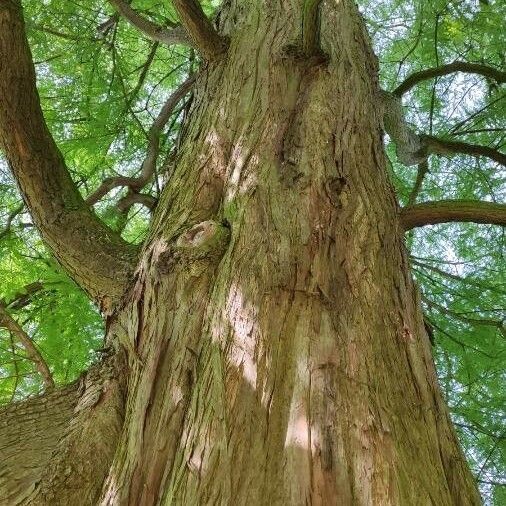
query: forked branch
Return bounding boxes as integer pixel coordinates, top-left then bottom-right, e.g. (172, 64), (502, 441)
(381, 91), (506, 167)
(0, 0), (137, 308)
(393, 61), (506, 97)
(401, 200), (506, 230)
(108, 0), (191, 46)
(86, 76), (196, 206)
(172, 0), (228, 60)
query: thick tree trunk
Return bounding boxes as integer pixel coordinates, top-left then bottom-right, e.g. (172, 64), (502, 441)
(0, 0), (481, 504)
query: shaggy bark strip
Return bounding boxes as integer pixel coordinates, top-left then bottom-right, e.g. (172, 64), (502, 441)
(97, 0), (481, 504)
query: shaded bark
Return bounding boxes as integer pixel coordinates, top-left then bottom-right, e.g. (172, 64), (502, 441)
(0, 0), (483, 505)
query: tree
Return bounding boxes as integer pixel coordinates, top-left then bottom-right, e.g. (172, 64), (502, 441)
(0, 0), (504, 504)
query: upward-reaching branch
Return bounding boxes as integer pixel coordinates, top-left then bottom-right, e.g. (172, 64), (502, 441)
(0, 0), (137, 309)
(393, 61), (506, 97)
(86, 76), (196, 206)
(172, 0), (228, 61)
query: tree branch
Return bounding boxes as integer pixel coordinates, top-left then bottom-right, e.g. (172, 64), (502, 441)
(86, 76), (196, 206)
(423, 135), (506, 166)
(172, 0), (228, 60)
(117, 191), (157, 213)
(108, 0), (191, 47)
(407, 160), (429, 205)
(1, 282), (44, 311)
(381, 91), (506, 167)
(0, 305), (54, 390)
(393, 61), (506, 97)
(0, 203), (24, 240)
(0, 0), (137, 309)
(401, 200), (506, 230)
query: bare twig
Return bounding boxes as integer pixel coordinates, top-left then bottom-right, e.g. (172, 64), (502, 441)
(0, 305), (54, 390)
(0, 204), (24, 240)
(407, 161), (429, 205)
(423, 135), (506, 166)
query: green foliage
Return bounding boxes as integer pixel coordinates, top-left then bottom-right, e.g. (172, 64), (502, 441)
(0, 0), (504, 502)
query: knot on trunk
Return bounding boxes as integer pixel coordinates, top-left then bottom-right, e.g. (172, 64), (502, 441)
(175, 220), (230, 259)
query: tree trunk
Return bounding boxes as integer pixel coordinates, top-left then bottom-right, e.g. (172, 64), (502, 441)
(0, 0), (481, 504)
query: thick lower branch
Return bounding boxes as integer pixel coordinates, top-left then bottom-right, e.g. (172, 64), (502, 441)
(401, 200), (506, 230)
(0, 1), (137, 308)
(0, 355), (125, 505)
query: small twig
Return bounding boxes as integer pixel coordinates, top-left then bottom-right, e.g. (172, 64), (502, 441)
(424, 135), (506, 166)
(0, 203), (24, 240)
(407, 160), (429, 205)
